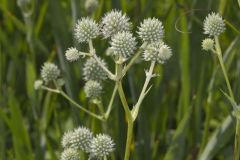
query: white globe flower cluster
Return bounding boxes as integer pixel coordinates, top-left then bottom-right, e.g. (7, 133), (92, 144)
(60, 126), (115, 160)
(201, 12), (226, 53)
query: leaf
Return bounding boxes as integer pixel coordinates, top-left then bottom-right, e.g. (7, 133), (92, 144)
(199, 116), (235, 160)
(163, 107), (193, 160)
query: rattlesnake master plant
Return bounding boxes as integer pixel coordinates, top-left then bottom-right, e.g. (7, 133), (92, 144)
(101, 10), (132, 38)
(203, 12), (226, 37)
(60, 126), (115, 159)
(41, 63), (60, 83)
(90, 134), (115, 158)
(61, 126), (93, 152)
(35, 9), (172, 160)
(60, 148), (79, 160)
(74, 17), (99, 43)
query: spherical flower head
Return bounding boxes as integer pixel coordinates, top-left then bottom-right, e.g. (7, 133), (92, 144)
(202, 38), (214, 51)
(84, 80), (103, 98)
(34, 80), (43, 90)
(74, 17), (99, 43)
(138, 18), (164, 43)
(41, 62), (60, 82)
(83, 58), (108, 82)
(110, 31), (137, 59)
(60, 148), (79, 160)
(203, 12), (226, 37)
(65, 47), (81, 62)
(101, 10), (132, 38)
(90, 134), (115, 158)
(143, 41), (172, 64)
(61, 126), (93, 152)
(84, 0), (98, 13)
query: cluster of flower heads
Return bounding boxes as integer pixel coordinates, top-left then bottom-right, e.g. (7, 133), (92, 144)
(60, 126), (115, 160)
(201, 12), (226, 52)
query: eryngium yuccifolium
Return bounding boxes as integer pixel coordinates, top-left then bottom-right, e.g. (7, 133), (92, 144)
(41, 63), (60, 82)
(61, 126), (93, 152)
(84, 0), (98, 13)
(138, 18), (164, 43)
(83, 58), (108, 82)
(110, 31), (137, 58)
(34, 80), (43, 90)
(90, 134), (115, 158)
(101, 10), (131, 38)
(203, 12), (226, 37)
(143, 42), (172, 64)
(65, 47), (81, 62)
(202, 38), (214, 51)
(74, 17), (99, 43)
(84, 80), (102, 98)
(60, 148), (79, 160)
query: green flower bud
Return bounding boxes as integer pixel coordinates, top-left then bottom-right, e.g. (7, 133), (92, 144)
(202, 38), (214, 51)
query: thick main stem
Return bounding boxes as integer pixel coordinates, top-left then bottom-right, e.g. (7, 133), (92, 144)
(234, 120), (240, 160)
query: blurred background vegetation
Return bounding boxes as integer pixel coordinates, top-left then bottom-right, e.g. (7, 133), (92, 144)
(0, 0), (240, 160)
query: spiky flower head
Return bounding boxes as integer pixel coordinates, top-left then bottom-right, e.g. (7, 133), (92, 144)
(60, 148), (79, 160)
(83, 58), (108, 82)
(34, 80), (43, 90)
(203, 12), (226, 37)
(143, 41), (172, 64)
(84, 0), (98, 13)
(202, 38), (214, 51)
(84, 80), (103, 98)
(90, 134), (115, 158)
(74, 17), (99, 43)
(65, 47), (81, 62)
(61, 126), (93, 152)
(101, 10), (131, 38)
(41, 63), (60, 82)
(138, 18), (164, 43)
(110, 31), (137, 59)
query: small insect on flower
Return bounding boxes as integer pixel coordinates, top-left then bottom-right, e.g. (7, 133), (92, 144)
(202, 38), (214, 51)
(65, 47), (81, 62)
(61, 126), (93, 153)
(74, 17), (99, 43)
(138, 18), (164, 43)
(101, 10), (132, 38)
(41, 62), (60, 83)
(84, 80), (103, 98)
(143, 41), (172, 64)
(60, 148), (79, 160)
(110, 31), (137, 59)
(203, 12), (226, 37)
(90, 134), (115, 158)
(83, 57), (108, 82)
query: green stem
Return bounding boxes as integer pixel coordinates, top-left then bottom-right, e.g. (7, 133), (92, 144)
(215, 36), (239, 159)
(131, 61), (156, 121)
(104, 84), (118, 119)
(234, 119), (240, 160)
(124, 119), (133, 160)
(214, 36), (234, 99)
(41, 86), (104, 121)
(122, 42), (147, 76)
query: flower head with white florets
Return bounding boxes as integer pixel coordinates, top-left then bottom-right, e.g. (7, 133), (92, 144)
(41, 63), (60, 83)
(138, 18), (164, 43)
(84, 80), (103, 98)
(202, 38), (214, 51)
(110, 31), (137, 59)
(65, 47), (81, 62)
(60, 148), (79, 160)
(101, 10), (132, 38)
(203, 12), (226, 37)
(74, 17), (100, 43)
(89, 134), (115, 158)
(143, 41), (172, 64)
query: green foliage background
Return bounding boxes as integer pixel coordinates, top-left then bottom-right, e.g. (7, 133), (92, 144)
(0, 0), (240, 160)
